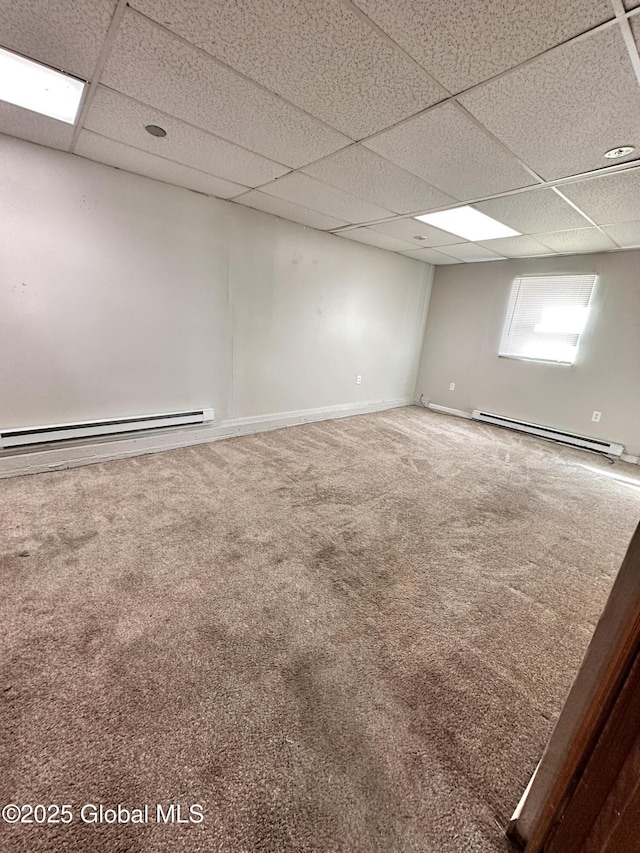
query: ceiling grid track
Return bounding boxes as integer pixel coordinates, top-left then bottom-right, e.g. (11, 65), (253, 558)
(337, 0), (451, 98)
(215, 2), (640, 250)
(83, 126), (272, 192)
(550, 188), (623, 249)
(127, 7), (359, 144)
(611, 1), (640, 86)
(333, 12), (624, 150)
(68, 0), (128, 153)
(4, 0), (640, 260)
(449, 100), (546, 186)
(328, 161), (640, 234)
(88, 84), (295, 174)
(111, 0), (640, 222)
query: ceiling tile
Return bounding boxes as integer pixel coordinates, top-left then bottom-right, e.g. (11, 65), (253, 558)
(626, 1), (640, 9)
(369, 218), (462, 247)
(602, 221), (640, 247)
(233, 191), (349, 231)
(0, 105), (74, 151)
(537, 227), (617, 253)
(352, 0), (612, 92)
(364, 102), (535, 200)
(459, 26), (640, 180)
(302, 146), (455, 214)
(258, 173), (394, 223)
(477, 235), (556, 257)
(75, 131), (247, 198)
(437, 242), (506, 262)
(129, 0), (445, 139)
(474, 188), (591, 234)
(83, 86), (289, 187)
(338, 228), (416, 252)
(560, 169), (640, 224)
(100, 9), (351, 168)
(0, 0), (115, 79)
(399, 247), (462, 264)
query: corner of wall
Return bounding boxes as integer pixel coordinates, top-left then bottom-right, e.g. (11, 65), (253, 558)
(411, 262), (436, 402)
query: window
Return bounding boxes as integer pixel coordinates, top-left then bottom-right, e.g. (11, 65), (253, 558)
(499, 274), (596, 365)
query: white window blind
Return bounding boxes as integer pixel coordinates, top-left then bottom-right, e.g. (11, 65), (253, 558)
(499, 274), (596, 364)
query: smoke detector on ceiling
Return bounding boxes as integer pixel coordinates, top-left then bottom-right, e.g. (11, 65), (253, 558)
(604, 146), (634, 159)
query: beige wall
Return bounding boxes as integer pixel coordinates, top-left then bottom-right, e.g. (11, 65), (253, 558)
(415, 253), (640, 457)
(0, 135), (432, 431)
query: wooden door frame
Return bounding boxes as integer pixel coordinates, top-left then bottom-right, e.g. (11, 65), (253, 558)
(507, 521), (640, 851)
(544, 646), (640, 851)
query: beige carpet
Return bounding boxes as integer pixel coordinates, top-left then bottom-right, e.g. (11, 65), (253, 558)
(1, 406), (639, 853)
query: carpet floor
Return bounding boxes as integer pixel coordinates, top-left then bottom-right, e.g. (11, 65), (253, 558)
(1, 406), (639, 853)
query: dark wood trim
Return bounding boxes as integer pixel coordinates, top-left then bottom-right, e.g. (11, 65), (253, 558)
(545, 646), (640, 851)
(508, 522), (640, 851)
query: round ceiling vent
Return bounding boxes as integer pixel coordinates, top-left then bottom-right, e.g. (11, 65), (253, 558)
(145, 124), (167, 137)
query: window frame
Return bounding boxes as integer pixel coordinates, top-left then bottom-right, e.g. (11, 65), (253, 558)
(498, 272), (597, 366)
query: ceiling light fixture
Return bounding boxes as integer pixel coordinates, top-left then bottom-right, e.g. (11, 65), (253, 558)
(145, 124), (167, 137)
(604, 146), (635, 159)
(415, 206), (520, 242)
(0, 46), (85, 123)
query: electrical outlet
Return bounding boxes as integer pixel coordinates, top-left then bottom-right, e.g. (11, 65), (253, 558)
(449, 382), (455, 391)
(356, 375), (362, 385)
(592, 411), (602, 423)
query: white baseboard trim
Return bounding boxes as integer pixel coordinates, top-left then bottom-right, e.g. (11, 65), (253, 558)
(425, 402), (472, 419)
(0, 397), (413, 479)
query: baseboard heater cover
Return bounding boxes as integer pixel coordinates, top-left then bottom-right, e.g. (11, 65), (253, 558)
(471, 410), (624, 457)
(0, 408), (215, 449)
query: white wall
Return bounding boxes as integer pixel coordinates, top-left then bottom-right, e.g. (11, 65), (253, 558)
(415, 253), (640, 457)
(0, 135), (432, 435)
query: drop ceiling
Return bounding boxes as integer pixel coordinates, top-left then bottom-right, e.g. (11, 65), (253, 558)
(2, 0), (640, 264)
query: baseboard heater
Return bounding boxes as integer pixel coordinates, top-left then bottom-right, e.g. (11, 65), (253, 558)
(0, 408), (215, 450)
(471, 410), (624, 458)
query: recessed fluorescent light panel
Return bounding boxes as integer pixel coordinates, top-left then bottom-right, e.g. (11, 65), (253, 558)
(0, 47), (85, 124)
(415, 206), (520, 242)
